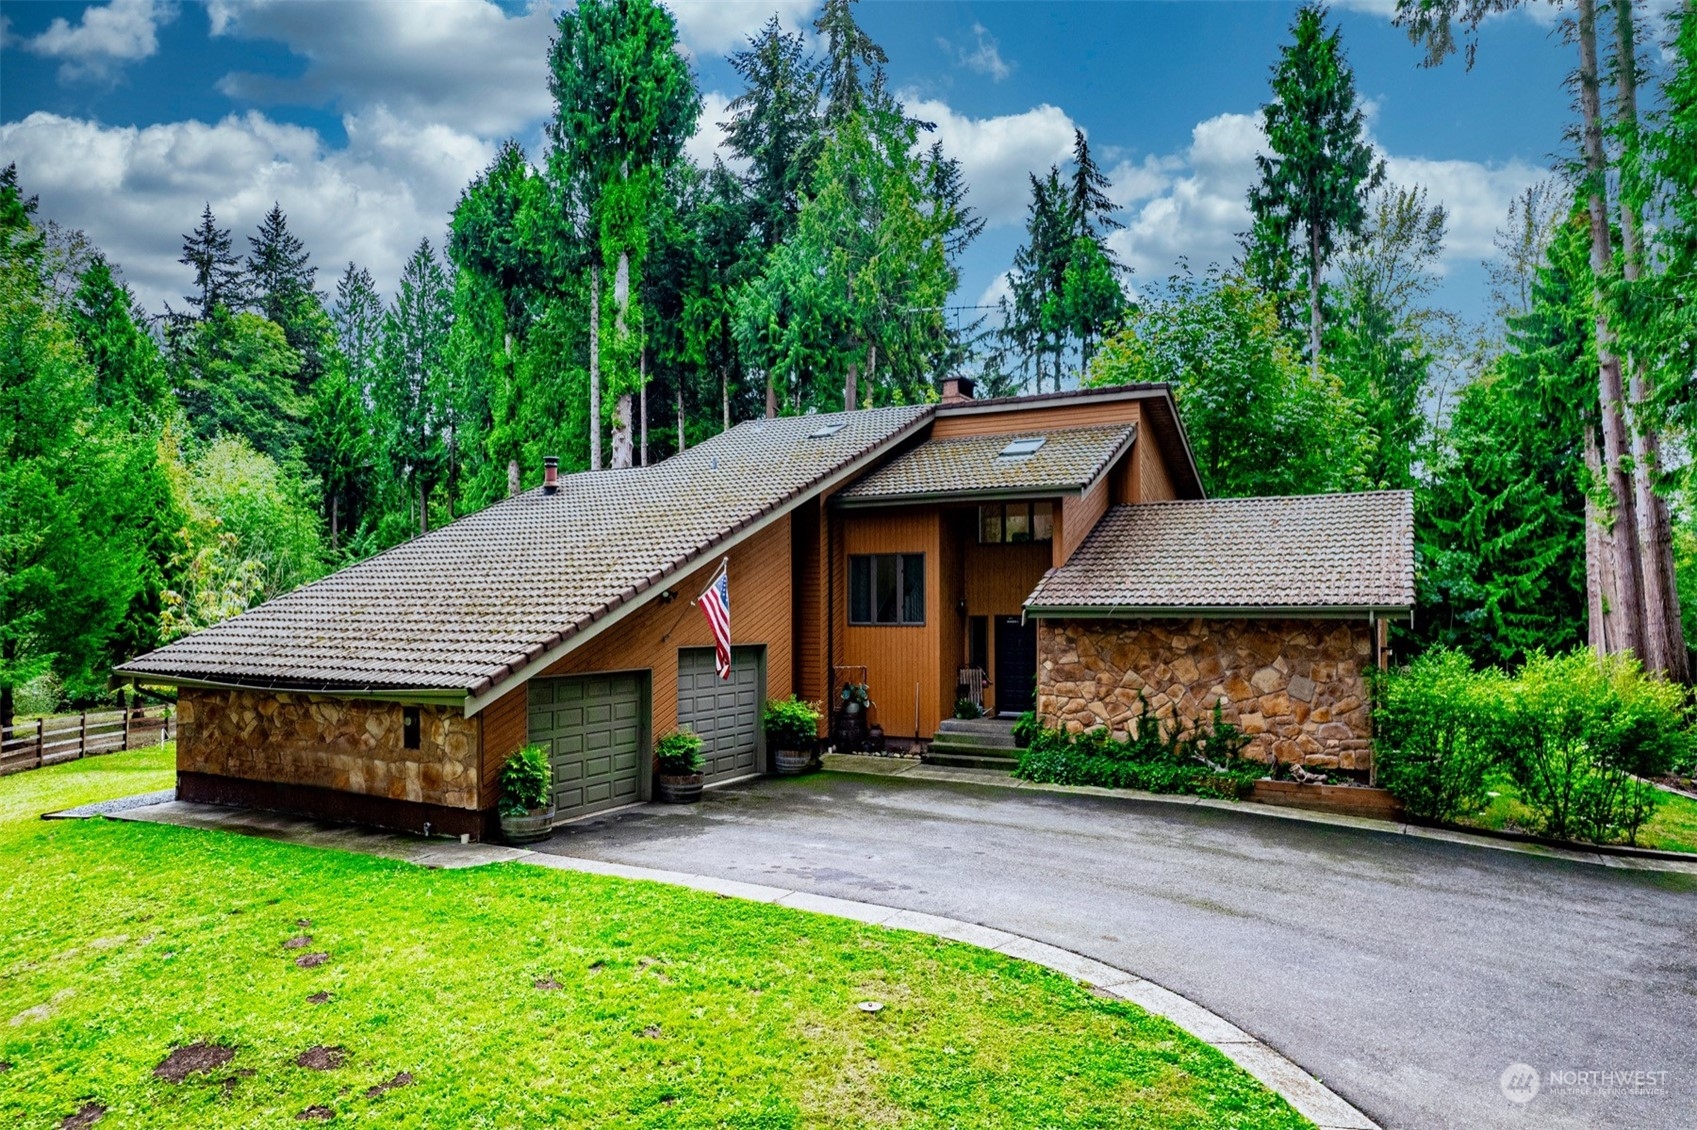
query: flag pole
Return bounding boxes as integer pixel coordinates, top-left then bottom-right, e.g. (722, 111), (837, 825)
(693, 557), (729, 605)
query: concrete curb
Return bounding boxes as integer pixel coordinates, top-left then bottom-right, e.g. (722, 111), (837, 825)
(512, 849), (1381, 1130)
(103, 797), (1376, 1128)
(826, 755), (1697, 875)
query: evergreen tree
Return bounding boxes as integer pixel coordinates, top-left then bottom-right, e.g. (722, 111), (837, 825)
(330, 262), (384, 387)
(548, 0), (699, 469)
(65, 255), (171, 416)
(1067, 130), (1122, 240)
(178, 203), (244, 320)
(1414, 212), (1594, 665)
(174, 308), (308, 463)
(246, 203), (316, 326)
(1003, 168), (1071, 391)
(374, 239), (452, 537)
(1248, 4), (1385, 376)
(815, 0), (888, 124)
(725, 17), (824, 253)
(304, 362), (373, 554)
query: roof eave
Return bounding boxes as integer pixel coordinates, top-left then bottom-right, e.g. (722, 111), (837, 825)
(1022, 602), (1414, 620)
(835, 484), (1086, 508)
(111, 671), (470, 705)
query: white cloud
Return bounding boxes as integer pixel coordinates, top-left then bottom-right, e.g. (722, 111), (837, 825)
(207, 0), (556, 137)
(24, 0), (178, 80)
(1384, 154), (1545, 263)
(904, 98), (1079, 227)
(939, 23), (1012, 82)
(977, 270), (1013, 309)
(686, 90), (740, 171)
(664, 0), (817, 57)
(0, 109), (494, 313)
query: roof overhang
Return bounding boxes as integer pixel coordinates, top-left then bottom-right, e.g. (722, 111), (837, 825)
(111, 672), (469, 706)
(459, 407), (937, 717)
(1022, 603), (1414, 621)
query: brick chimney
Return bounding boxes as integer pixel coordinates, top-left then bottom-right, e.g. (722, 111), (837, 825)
(542, 455), (559, 494)
(940, 375), (976, 404)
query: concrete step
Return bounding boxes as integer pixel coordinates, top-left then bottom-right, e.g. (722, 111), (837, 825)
(922, 749), (1020, 771)
(935, 717), (1019, 736)
(929, 731), (1019, 751)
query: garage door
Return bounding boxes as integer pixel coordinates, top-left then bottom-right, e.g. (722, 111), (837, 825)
(528, 673), (645, 819)
(677, 647), (764, 783)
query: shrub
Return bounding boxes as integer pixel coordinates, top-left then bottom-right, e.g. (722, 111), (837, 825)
(654, 729), (706, 777)
(1371, 649), (1504, 822)
(953, 697), (983, 720)
(1492, 651), (1684, 845)
(498, 745), (552, 816)
(762, 697), (822, 750)
(1012, 710), (1040, 748)
(1014, 697), (1261, 800)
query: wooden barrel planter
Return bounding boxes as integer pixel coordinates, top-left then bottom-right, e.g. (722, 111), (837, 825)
(1250, 780), (1405, 821)
(657, 774), (704, 804)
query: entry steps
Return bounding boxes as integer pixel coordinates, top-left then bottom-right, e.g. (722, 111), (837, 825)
(925, 717), (1021, 770)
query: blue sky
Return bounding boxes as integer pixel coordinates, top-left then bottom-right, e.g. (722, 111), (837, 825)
(1, 0), (1580, 327)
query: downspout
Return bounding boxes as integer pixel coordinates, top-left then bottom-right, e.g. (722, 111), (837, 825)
(826, 499), (836, 740)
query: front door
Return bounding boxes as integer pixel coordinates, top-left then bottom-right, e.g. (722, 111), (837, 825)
(994, 616), (1037, 716)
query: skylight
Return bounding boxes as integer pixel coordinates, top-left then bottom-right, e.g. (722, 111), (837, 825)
(809, 422), (847, 439)
(998, 436), (1046, 459)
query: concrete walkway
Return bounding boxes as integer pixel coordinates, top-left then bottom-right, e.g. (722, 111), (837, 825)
(102, 795), (1374, 1130)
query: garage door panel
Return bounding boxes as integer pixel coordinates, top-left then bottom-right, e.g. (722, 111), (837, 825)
(528, 673), (646, 820)
(677, 647), (763, 784)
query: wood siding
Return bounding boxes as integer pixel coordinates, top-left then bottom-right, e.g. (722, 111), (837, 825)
(835, 507), (941, 739)
(792, 497), (829, 727)
(931, 398), (1141, 439)
(1138, 431), (1179, 501)
(477, 514), (795, 804)
(963, 534), (1049, 697)
(1060, 474), (1110, 565)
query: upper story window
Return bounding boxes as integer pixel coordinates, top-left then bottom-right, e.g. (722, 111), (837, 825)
(849, 553), (925, 625)
(979, 501), (1053, 544)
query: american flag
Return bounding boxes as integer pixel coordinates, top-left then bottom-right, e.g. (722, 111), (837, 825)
(698, 563), (732, 680)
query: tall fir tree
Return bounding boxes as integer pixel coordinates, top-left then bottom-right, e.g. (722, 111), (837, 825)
(1248, 3), (1385, 377)
(724, 17), (824, 254)
(177, 203), (244, 320)
(330, 262), (384, 387)
(374, 238), (453, 537)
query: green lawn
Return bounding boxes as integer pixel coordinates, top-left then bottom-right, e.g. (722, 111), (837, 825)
(1463, 773), (1697, 854)
(0, 750), (1309, 1129)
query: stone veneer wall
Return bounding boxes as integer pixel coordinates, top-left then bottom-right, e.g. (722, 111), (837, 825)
(1036, 618), (1375, 771)
(177, 689), (480, 809)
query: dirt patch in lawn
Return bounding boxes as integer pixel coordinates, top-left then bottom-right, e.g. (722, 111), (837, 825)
(154, 1042), (235, 1082)
(365, 1071), (413, 1098)
(294, 953), (329, 969)
(533, 977), (561, 991)
(60, 1102), (105, 1128)
(295, 1046), (346, 1071)
(283, 935), (313, 950)
(295, 1105), (334, 1121)
(306, 992), (332, 1005)
(639, 1025), (663, 1039)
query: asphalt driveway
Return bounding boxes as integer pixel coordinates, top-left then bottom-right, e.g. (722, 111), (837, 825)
(534, 770), (1697, 1130)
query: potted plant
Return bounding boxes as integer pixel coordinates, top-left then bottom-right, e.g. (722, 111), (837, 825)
(497, 744), (554, 844)
(654, 729), (706, 804)
(764, 696), (822, 775)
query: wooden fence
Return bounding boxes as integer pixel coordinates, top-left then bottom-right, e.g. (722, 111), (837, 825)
(0, 707), (174, 777)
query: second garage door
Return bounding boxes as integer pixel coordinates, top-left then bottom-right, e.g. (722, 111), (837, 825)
(677, 647), (764, 783)
(528, 672), (646, 819)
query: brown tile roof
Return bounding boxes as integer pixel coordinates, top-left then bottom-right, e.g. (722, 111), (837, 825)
(116, 405), (932, 697)
(1024, 492), (1415, 613)
(837, 422), (1136, 503)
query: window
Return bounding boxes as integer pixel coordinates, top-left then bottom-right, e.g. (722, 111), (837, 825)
(402, 706), (421, 750)
(979, 501), (1053, 544)
(808, 421), (846, 439)
(849, 554), (925, 625)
